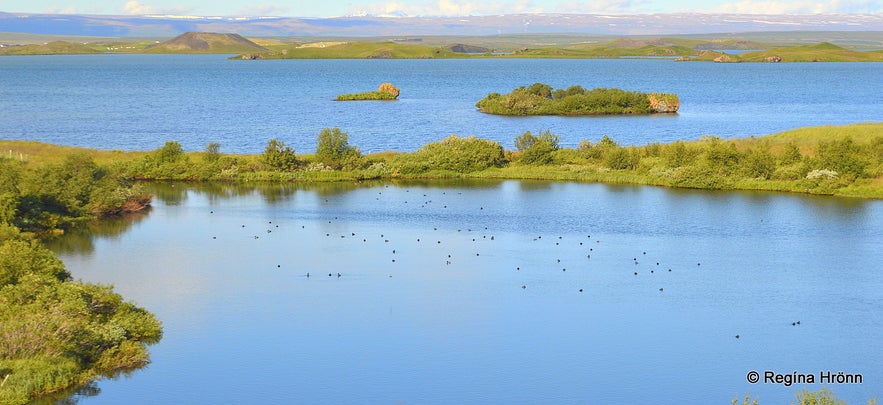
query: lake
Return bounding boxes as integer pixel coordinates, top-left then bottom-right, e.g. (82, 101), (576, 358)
(4, 54), (881, 403)
(1, 55), (882, 154)
(46, 180), (882, 404)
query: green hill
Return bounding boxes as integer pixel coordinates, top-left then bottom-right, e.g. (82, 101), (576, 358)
(0, 40), (99, 55)
(739, 42), (883, 62)
(146, 32), (267, 54)
(690, 42), (883, 62)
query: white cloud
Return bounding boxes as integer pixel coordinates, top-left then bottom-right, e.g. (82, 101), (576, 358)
(710, 0), (882, 14)
(346, 0), (883, 17)
(554, 0), (649, 14)
(120, 0), (194, 15)
(348, 0), (544, 17)
(237, 3), (291, 16)
(44, 6), (81, 14)
(122, 0), (158, 14)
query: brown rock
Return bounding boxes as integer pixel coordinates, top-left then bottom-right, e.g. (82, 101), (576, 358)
(378, 83), (400, 98)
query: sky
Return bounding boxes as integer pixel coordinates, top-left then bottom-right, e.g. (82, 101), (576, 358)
(1, 0), (881, 17)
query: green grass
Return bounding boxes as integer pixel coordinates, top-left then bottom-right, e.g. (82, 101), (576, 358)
(691, 42), (883, 62)
(739, 42), (883, 62)
(763, 122), (883, 144)
(0, 41), (99, 55)
(335, 91), (398, 101)
(0, 141), (145, 167)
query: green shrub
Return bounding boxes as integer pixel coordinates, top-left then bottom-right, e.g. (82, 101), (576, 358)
(203, 142), (221, 163)
(515, 130), (560, 165)
(0, 239), (70, 286)
(261, 139), (300, 171)
(0, 239), (162, 404)
(605, 146), (641, 170)
(315, 128), (362, 170)
(742, 147), (777, 179)
(780, 142), (803, 165)
(136, 141), (192, 179)
(816, 136), (869, 178)
(394, 135), (506, 174)
(663, 141), (699, 168)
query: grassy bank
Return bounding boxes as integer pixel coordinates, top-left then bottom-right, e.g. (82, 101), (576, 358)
(1, 123), (881, 199)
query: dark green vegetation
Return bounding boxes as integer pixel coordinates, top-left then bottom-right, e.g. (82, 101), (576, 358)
(0, 155), (161, 405)
(476, 83), (679, 116)
(2, 123), (881, 198)
(734, 388), (878, 405)
(336, 83), (401, 101)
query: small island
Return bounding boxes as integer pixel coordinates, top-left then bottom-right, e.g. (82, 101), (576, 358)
(335, 82), (400, 101)
(475, 83), (679, 116)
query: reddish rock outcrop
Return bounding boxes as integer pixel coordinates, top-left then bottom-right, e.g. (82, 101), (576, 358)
(378, 83), (400, 98)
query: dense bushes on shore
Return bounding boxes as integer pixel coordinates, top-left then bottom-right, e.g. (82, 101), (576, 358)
(2, 154), (151, 232)
(0, 155), (161, 405)
(97, 123), (881, 198)
(3, 124), (882, 199)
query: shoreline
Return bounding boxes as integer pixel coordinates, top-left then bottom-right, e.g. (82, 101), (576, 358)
(2, 123), (881, 200)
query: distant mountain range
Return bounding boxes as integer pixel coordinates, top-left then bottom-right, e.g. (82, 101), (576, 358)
(1, 12), (882, 38)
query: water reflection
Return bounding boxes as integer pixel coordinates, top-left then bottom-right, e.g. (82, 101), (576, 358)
(145, 179), (508, 206)
(30, 366), (148, 405)
(43, 209), (151, 255)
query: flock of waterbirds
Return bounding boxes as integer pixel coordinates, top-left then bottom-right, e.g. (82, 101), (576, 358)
(206, 184), (802, 341)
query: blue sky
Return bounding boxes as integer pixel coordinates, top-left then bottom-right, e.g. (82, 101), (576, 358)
(2, 0), (881, 16)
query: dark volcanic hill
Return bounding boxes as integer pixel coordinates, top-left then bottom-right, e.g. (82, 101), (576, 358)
(145, 32), (266, 53)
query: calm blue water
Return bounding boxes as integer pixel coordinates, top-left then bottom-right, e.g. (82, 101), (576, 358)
(48, 181), (882, 404)
(6, 55), (882, 404)
(1, 55), (881, 154)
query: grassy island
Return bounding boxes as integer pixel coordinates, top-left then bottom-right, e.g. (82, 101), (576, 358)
(476, 83), (679, 116)
(0, 154), (162, 405)
(336, 83), (400, 101)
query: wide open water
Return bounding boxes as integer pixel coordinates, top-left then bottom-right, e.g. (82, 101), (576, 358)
(46, 180), (883, 404)
(1, 55), (881, 153)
